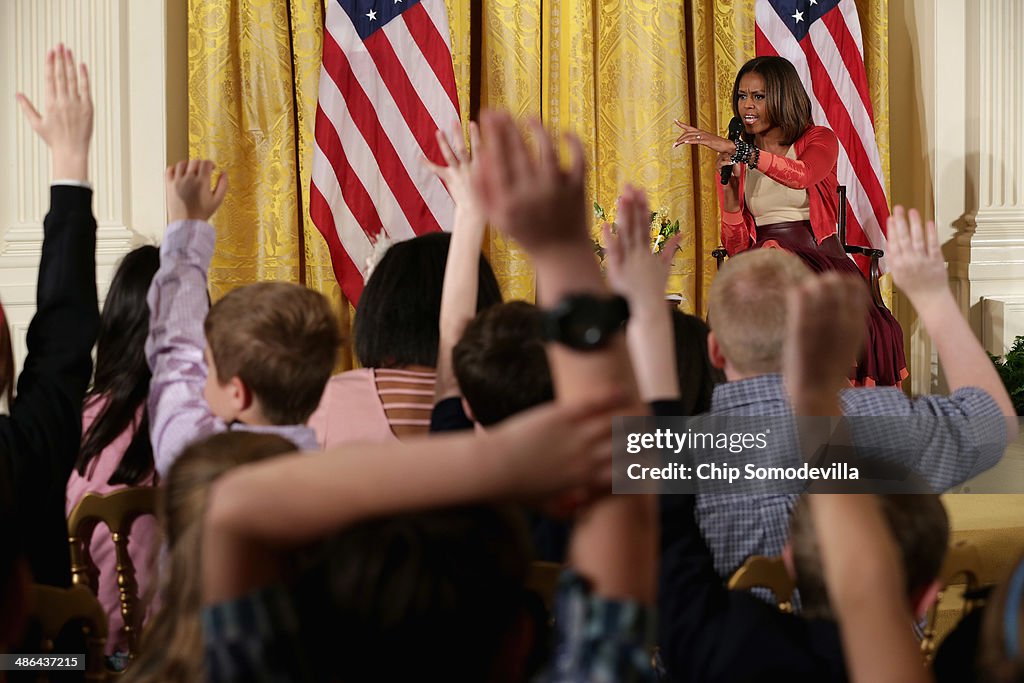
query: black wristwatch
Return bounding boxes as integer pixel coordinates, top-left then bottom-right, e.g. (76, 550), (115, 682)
(541, 294), (630, 351)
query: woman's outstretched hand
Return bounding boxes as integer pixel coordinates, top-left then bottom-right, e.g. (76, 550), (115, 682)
(673, 119), (735, 155)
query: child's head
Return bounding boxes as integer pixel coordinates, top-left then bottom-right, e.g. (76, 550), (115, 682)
(127, 432), (296, 683)
(671, 310), (724, 415)
(203, 282), (340, 425)
(786, 493), (949, 620)
(453, 301), (553, 426)
(355, 232), (503, 368)
(707, 249), (812, 377)
(294, 504), (539, 682)
(77, 245), (161, 485)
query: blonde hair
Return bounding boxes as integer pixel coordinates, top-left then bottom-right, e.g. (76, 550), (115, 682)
(123, 432), (296, 683)
(707, 249), (812, 375)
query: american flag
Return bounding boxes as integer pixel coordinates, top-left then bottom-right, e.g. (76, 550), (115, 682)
(755, 0), (889, 271)
(311, 0), (461, 303)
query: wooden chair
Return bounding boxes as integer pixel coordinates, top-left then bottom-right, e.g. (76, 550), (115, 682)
(29, 583), (108, 681)
(67, 487), (157, 663)
(921, 540), (985, 662)
(526, 561), (563, 614)
(712, 185), (887, 310)
(727, 555), (796, 613)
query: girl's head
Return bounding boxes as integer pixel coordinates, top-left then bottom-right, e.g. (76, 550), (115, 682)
(125, 432), (296, 683)
(354, 232), (503, 368)
(982, 555), (1024, 683)
(76, 245), (160, 485)
(672, 311), (725, 415)
(732, 56), (813, 145)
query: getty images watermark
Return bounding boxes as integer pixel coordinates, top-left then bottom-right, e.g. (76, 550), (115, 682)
(612, 415), (1009, 495)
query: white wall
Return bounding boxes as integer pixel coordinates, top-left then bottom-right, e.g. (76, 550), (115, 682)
(889, 0), (1024, 393)
(0, 0), (187, 372)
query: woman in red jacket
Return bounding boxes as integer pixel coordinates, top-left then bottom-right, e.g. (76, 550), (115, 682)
(676, 55), (906, 387)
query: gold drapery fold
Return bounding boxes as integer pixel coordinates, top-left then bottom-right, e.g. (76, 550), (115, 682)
(188, 0), (353, 369)
(188, 0), (889, 328)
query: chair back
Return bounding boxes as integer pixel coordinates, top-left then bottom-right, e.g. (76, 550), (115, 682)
(526, 561), (563, 613)
(922, 540), (985, 662)
(67, 487), (156, 661)
(727, 555), (796, 613)
(30, 583), (108, 681)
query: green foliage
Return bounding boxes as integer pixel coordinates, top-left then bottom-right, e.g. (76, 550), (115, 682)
(989, 335), (1024, 415)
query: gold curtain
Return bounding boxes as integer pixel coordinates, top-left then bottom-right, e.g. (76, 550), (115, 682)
(188, 0), (890, 332)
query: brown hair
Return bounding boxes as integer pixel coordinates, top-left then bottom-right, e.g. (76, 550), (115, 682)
(204, 282), (340, 425)
(707, 249), (812, 375)
(789, 494), (949, 620)
(124, 432), (297, 683)
(453, 301), (553, 426)
(733, 56), (813, 146)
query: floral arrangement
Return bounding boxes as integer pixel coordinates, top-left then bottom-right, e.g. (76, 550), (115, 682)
(592, 201), (681, 262)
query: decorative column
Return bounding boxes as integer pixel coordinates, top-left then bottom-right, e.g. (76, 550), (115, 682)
(0, 0), (186, 372)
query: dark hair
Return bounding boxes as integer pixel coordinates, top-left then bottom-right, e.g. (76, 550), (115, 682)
(672, 311), (724, 415)
(204, 282), (341, 425)
(76, 246), (160, 486)
(0, 302), (14, 408)
(733, 56), (813, 146)
(453, 301), (553, 426)
(355, 232), (503, 368)
(295, 505), (535, 681)
(790, 493), (949, 620)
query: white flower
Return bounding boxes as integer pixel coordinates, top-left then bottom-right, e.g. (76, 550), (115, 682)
(364, 233), (395, 281)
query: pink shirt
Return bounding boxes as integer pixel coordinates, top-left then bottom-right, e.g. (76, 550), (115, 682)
(308, 368), (436, 447)
(65, 396), (157, 655)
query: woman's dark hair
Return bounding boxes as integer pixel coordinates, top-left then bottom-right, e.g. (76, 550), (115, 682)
(76, 245), (160, 486)
(732, 56), (813, 146)
(354, 232), (503, 368)
(672, 310), (724, 415)
(0, 302), (14, 408)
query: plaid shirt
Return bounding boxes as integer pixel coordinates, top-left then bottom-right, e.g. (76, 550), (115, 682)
(696, 374), (1006, 582)
(203, 571), (656, 683)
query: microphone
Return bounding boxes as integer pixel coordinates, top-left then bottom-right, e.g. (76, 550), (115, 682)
(720, 116), (745, 185)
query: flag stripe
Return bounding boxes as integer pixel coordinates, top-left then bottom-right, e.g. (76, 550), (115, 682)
(820, 7), (873, 124)
(310, 181), (367, 302)
(402, 2), (460, 114)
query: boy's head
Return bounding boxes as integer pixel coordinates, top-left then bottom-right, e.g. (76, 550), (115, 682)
(706, 249), (812, 378)
(355, 232), (503, 369)
(295, 504), (541, 682)
(785, 493), (949, 620)
(203, 282), (340, 425)
(453, 301), (554, 426)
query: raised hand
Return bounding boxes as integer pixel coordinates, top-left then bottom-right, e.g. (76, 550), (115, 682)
(166, 160), (228, 223)
(424, 122), (484, 224)
(472, 111), (588, 255)
(886, 206), (948, 307)
(784, 273), (869, 413)
(673, 119), (735, 155)
(603, 185), (679, 311)
(17, 44), (93, 182)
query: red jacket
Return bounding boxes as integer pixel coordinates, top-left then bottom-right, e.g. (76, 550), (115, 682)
(717, 125), (841, 256)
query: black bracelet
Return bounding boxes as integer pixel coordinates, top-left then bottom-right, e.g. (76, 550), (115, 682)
(731, 139), (753, 165)
(748, 146), (760, 170)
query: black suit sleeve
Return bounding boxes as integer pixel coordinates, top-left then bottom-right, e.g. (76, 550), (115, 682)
(0, 185), (98, 585)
